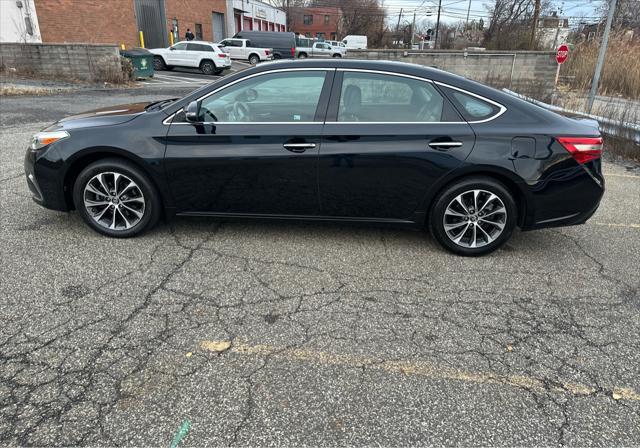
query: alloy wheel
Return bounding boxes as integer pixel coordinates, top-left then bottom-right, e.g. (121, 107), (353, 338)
(442, 189), (507, 249)
(83, 172), (145, 231)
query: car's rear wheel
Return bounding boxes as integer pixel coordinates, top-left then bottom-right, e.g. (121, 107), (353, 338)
(429, 177), (516, 256)
(332, 53), (342, 58)
(200, 60), (216, 75)
(73, 158), (160, 238)
(298, 53), (308, 58)
(153, 56), (166, 71)
(248, 54), (260, 65)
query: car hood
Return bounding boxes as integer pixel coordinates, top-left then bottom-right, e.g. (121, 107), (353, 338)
(44, 102), (152, 131)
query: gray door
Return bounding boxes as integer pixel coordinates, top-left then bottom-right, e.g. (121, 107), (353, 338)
(134, 0), (168, 49)
(212, 12), (225, 42)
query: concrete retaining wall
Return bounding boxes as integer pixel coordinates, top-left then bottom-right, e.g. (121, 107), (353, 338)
(345, 49), (557, 94)
(0, 43), (121, 82)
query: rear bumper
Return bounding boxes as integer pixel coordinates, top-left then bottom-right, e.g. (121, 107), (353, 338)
(521, 164), (604, 230)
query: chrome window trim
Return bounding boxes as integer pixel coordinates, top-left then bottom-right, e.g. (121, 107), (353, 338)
(162, 67), (507, 126)
(433, 80), (507, 123)
(163, 67), (334, 126)
(334, 68), (507, 124)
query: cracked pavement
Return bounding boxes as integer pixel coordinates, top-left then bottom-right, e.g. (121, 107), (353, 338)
(1, 88), (639, 446)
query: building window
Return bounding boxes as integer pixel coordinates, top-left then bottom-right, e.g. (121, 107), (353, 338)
(303, 15), (313, 25)
(195, 23), (203, 40)
(324, 15), (330, 25)
(330, 32), (336, 40)
(305, 32), (311, 38)
(316, 32), (325, 40)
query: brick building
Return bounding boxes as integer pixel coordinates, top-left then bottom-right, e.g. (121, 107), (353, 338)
(32, 0), (285, 49)
(290, 6), (341, 41)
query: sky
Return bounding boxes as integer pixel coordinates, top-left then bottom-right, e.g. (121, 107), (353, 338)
(382, 0), (604, 28)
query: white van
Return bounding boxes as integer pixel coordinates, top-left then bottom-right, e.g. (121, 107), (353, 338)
(342, 35), (367, 50)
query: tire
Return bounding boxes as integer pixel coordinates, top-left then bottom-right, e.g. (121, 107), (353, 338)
(200, 60), (216, 75)
(214, 68), (224, 75)
(332, 53), (342, 58)
(248, 54), (260, 65)
(153, 56), (166, 71)
(298, 53), (308, 59)
(273, 54), (281, 60)
(73, 158), (161, 238)
(428, 176), (517, 256)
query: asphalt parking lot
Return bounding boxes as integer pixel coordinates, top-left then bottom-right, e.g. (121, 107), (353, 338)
(1, 85), (639, 446)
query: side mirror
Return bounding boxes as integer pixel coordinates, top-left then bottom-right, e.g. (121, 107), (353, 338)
(185, 101), (199, 122)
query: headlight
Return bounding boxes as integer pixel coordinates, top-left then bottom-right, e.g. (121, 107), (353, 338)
(30, 130), (70, 150)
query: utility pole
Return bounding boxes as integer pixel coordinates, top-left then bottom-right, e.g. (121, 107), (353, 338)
(434, 0), (442, 49)
(552, 1), (565, 49)
(465, 0), (472, 30)
(529, 0), (541, 50)
(410, 10), (416, 49)
(586, 0), (617, 113)
(395, 7), (403, 47)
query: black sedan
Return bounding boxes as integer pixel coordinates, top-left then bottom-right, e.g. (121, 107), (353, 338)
(24, 59), (604, 255)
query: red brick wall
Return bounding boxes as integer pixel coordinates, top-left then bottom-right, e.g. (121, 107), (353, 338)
(34, 0), (139, 49)
(34, 0), (228, 49)
(290, 7), (342, 40)
(165, 0), (227, 43)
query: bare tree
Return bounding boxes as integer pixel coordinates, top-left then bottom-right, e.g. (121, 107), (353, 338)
(484, 0), (551, 49)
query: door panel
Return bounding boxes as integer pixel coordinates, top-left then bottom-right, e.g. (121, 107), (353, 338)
(165, 123), (322, 215)
(319, 124), (475, 219)
(318, 70), (475, 220)
(164, 69), (334, 216)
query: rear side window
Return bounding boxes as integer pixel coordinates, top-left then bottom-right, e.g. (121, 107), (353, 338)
(442, 87), (503, 121)
(187, 43), (212, 52)
(337, 72), (445, 122)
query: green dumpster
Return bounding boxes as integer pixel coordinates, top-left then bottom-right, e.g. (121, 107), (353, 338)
(120, 47), (154, 79)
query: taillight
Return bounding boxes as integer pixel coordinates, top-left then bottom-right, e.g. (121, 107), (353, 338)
(291, 47), (295, 57)
(557, 136), (603, 164)
(218, 53), (227, 58)
(265, 50), (270, 55)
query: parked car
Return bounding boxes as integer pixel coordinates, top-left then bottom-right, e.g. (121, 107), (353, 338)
(217, 38), (273, 65)
(297, 41), (344, 58)
(342, 35), (367, 49)
(24, 59), (604, 256)
(232, 31), (296, 59)
(149, 41), (231, 75)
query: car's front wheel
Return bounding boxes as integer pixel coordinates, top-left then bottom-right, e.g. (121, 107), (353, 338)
(429, 177), (516, 256)
(73, 158), (161, 238)
(248, 54), (260, 65)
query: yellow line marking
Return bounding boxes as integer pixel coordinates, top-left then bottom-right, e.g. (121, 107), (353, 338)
(605, 173), (640, 179)
(200, 340), (640, 402)
(594, 222), (640, 229)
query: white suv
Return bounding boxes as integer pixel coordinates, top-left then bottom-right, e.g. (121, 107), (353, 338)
(150, 41), (231, 75)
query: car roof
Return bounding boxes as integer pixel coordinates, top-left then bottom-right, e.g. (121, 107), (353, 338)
(176, 40), (218, 45)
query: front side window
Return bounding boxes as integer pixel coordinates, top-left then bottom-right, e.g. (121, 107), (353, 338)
(337, 72), (445, 122)
(198, 71), (327, 122)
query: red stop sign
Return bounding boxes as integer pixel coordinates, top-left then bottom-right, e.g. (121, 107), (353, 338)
(556, 44), (569, 64)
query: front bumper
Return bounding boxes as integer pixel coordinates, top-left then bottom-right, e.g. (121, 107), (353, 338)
(24, 146), (69, 211)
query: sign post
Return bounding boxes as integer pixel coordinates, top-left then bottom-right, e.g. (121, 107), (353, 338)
(555, 44), (569, 86)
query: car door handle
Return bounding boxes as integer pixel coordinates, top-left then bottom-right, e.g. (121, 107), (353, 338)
(428, 141), (463, 150)
(283, 143), (316, 153)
